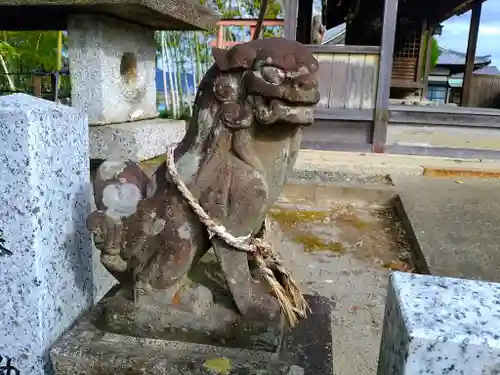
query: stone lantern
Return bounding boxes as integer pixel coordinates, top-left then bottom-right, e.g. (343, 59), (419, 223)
(0, 0), (220, 162)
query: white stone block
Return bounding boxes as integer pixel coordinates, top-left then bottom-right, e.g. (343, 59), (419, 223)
(67, 14), (158, 125)
(378, 271), (500, 375)
(0, 94), (112, 374)
(89, 118), (186, 161)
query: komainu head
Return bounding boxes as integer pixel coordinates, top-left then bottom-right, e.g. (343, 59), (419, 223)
(211, 38), (320, 127)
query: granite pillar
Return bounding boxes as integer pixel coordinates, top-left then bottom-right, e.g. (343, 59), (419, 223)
(378, 271), (500, 375)
(0, 94), (112, 374)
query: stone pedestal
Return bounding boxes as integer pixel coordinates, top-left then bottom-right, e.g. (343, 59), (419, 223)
(51, 222), (334, 375)
(378, 271), (500, 375)
(0, 94), (112, 374)
(50, 293), (333, 375)
(67, 13), (157, 125)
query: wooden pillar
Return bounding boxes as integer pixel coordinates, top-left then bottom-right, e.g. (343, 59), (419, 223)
(33, 75), (42, 98)
(461, 2), (482, 107)
(250, 25), (256, 39)
(296, 0), (313, 43)
(284, 0), (298, 40)
(415, 20), (433, 98)
(371, 0), (399, 153)
(422, 27), (433, 98)
(216, 24), (224, 48)
(51, 72), (60, 102)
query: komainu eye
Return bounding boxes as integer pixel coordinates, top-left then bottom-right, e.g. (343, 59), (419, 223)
(214, 76), (238, 101)
(261, 66), (285, 84)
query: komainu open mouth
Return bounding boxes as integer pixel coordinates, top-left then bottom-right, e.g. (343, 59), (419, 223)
(252, 95), (316, 125)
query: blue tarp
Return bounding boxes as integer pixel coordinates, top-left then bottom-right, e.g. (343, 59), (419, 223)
(155, 68), (196, 92)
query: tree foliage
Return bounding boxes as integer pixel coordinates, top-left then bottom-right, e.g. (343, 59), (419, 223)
(1, 31), (63, 72)
(199, 0), (283, 38)
(246, 0), (282, 18)
(430, 37), (440, 69)
(201, 0), (282, 18)
(420, 35), (441, 77)
(0, 31), (66, 95)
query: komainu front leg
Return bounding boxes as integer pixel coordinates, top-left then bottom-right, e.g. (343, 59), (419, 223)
(212, 237), (280, 321)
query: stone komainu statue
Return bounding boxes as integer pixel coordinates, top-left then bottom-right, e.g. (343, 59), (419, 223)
(87, 37), (320, 328)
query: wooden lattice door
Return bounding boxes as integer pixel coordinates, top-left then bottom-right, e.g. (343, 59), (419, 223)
(391, 23), (427, 97)
(392, 31), (421, 82)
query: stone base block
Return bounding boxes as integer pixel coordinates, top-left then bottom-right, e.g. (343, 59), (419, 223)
(100, 285), (284, 353)
(50, 295), (333, 375)
(378, 272), (500, 375)
(89, 118), (186, 162)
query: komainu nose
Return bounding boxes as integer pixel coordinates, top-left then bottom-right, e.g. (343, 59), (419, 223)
(295, 73), (318, 91)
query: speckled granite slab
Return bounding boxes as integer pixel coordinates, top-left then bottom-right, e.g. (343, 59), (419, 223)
(378, 271), (500, 375)
(0, 94), (96, 375)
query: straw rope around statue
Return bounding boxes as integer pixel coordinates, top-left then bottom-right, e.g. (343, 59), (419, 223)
(165, 146), (310, 327)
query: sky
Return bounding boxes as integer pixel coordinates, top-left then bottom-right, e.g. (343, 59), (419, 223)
(437, 0), (500, 67)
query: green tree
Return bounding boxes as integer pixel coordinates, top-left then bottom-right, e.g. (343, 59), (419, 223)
(430, 37), (440, 68)
(420, 35), (441, 78)
(2, 31), (62, 72)
(0, 38), (19, 90)
(0, 31), (65, 93)
(245, 0), (282, 18)
(243, 0), (283, 38)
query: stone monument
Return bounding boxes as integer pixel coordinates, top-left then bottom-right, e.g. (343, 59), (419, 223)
(50, 38), (326, 374)
(0, 94), (96, 375)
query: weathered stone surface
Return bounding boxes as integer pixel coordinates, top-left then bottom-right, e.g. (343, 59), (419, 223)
(378, 271), (500, 375)
(85, 37), (321, 336)
(68, 14), (157, 125)
(50, 295), (333, 375)
(0, 0), (219, 31)
(0, 94), (101, 374)
(89, 118), (186, 161)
